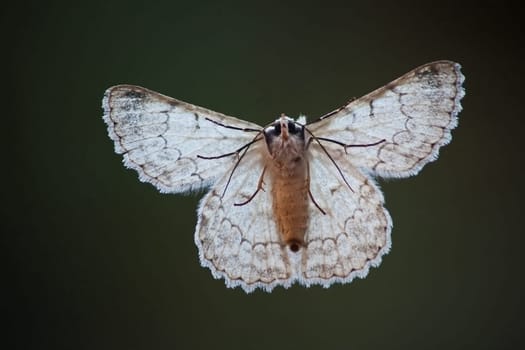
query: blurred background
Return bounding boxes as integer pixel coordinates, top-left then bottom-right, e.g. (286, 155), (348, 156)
(6, 0), (524, 349)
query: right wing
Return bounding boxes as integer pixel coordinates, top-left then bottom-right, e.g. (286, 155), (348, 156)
(102, 85), (262, 193)
(307, 61), (464, 179)
(301, 143), (392, 286)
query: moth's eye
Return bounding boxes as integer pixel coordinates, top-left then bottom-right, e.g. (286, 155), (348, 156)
(287, 121), (301, 135)
(272, 123), (281, 136)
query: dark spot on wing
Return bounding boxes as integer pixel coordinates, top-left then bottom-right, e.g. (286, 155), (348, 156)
(416, 65), (443, 89)
(124, 90), (145, 99)
(194, 113), (201, 129)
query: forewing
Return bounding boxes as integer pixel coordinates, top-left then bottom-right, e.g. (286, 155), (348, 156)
(103, 85), (261, 193)
(195, 142), (296, 293)
(300, 143), (392, 286)
(308, 61), (465, 178)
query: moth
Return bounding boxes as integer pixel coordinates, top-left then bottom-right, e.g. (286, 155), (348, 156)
(102, 60), (465, 293)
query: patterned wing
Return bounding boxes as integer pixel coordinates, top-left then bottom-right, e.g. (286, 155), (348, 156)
(298, 143), (392, 286)
(307, 61), (465, 178)
(196, 136), (392, 291)
(195, 141), (297, 293)
(103, 85), (261, 193)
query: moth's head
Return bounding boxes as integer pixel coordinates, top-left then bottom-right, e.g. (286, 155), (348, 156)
(265, 114), (304, 140)
(263, 114), (306, 168)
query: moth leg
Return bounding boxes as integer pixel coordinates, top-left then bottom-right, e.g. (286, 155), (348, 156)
(304, 127), (354, 193)
(306, 158), (326, 215)
(234, 165), (267, 206)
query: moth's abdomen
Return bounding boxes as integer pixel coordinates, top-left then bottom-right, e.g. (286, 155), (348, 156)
(271, 167), (309, 252)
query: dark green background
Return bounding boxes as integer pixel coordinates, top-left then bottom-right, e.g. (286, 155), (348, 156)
(6, 1), (524, 349)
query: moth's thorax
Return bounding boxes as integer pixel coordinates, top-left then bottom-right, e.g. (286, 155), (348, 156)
(265, 115), (309, 252)
(264, 115), (306, 172)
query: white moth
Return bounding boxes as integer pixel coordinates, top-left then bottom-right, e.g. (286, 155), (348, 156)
(102, 60), (465, 293)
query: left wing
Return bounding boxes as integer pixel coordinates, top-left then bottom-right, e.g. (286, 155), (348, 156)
(195, 140), (295, 293)
(103, 85), (262, 193)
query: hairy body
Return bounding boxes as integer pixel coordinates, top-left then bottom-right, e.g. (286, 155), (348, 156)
(264, 116), (310, 252)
